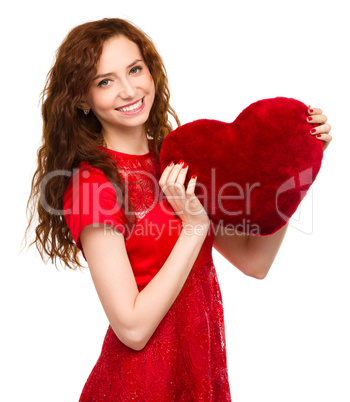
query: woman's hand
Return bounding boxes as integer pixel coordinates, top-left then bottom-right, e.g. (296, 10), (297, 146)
(159, 160), (210, 229)
(307, 107), (332, 151)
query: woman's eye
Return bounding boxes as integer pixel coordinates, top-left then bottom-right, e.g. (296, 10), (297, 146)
(98, 79), (111, 87)
(130, 66), (142, 75)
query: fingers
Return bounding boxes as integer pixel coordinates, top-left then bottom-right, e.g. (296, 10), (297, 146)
(159, 161), (199, 201)
(158, 161), (175, 188)
(159, 160), (188, 197)
(310, 123), (332, 135)
(307, 106), (328, 125)
(159, 160), (184, 188)
(186, 175), (197, 196)
(308, 107), (323, 116)
(316, 133), (333, 151)
(315, 133), (333, 142)
(307, 106), (333, 150)
(159, 163), (208, 226)
(184, 175), (203, 215)
(307, 114), (328, 125)
(169, 161), (188, 186)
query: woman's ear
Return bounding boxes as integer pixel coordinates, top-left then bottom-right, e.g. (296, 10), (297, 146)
(77, 100), (91, 115)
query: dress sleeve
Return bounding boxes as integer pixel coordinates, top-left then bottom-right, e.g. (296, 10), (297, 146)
(63, 164), (127, 255)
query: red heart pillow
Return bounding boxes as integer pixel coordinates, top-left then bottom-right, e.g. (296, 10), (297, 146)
(159, 97), (324, 235)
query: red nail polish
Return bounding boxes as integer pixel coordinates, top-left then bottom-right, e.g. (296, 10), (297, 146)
(316, 134), (322, 137)
(167, 161), (174, 167)
(309, 109), (313, 113)
(307, 116), (313, 121)
(178, 160), (184, 165)
(191, 175), (197, 179)
(182, 162), (188, 168)
(311, 128), (316, 133)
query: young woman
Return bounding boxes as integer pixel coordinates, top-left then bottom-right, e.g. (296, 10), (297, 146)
(26, 18), (332, 401)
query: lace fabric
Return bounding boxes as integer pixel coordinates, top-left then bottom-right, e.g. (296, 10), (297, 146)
(76, 148), (232, 401)
(108, 148), (162, 223)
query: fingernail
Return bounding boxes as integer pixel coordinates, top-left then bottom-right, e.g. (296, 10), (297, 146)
(182, 162), (188, 168)
(191, 174), (197, 179)
(307, 116), (313, 121)
(316, 134), (322, 137)
(310, 128), (316, 134)
(167, 161), (174, 167)
(309, 109), (313, 113)
(178, 160), (184, 165)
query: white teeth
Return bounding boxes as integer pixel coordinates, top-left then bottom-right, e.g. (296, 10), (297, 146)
(118, 98), (143, 112)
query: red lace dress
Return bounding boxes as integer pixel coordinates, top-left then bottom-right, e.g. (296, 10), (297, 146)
(63, 146), (232, 401)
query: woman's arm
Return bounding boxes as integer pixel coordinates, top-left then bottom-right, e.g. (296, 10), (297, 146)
(213, 224), (288, 279)
(80, 161), (210, 351)
(81, 222), (209, 351)
(213, 107), (332, 278)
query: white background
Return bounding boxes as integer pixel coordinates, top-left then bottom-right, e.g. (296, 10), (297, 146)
(1, 0), (349, 401)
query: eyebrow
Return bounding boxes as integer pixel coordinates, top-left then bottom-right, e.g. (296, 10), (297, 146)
(93, 59), (143, 81)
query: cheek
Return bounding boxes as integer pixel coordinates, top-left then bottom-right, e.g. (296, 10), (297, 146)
(144, 71), (155, 91)
(88, 88), (114, 112)
(90, 91), (114, 111)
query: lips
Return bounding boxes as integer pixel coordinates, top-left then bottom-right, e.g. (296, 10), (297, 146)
(116, 97), (144, 113)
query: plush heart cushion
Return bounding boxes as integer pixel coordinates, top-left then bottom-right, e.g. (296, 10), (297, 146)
(159, 97), (324, 235)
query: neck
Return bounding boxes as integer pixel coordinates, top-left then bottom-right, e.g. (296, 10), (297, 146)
(102, 126), (150, 155)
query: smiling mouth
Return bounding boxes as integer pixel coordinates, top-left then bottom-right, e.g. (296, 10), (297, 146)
(116, 98), (144, 112)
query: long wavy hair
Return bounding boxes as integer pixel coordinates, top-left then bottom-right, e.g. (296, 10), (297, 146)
(25, 18), (180, 270)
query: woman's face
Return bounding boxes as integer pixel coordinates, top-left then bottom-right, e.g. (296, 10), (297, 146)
(84, 35), (155, 136)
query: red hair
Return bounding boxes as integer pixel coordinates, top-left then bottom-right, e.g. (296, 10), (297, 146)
(25, 18), (180, 270)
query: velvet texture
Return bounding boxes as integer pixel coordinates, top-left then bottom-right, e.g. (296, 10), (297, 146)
(159, 97), (324, 235)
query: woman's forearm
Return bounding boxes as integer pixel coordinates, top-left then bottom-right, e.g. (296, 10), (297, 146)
(245, 223), (289, 279)
(129, 223), (210, 349)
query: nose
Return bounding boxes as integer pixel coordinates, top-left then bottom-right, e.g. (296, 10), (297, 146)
(118, 76), (137, 100)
